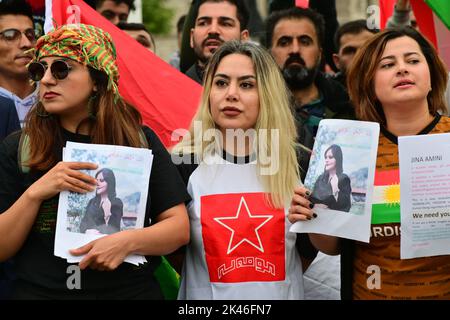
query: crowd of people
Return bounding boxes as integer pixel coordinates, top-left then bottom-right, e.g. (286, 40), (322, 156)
(0, 0), (449, 300)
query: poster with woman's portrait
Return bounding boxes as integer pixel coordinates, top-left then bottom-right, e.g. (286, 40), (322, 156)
(54, 142), (153, 265)
(290, 119), (379, 242)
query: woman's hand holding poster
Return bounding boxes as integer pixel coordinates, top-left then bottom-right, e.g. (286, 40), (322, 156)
(54, 142), (153, 265)
(290, 119), (379, 242)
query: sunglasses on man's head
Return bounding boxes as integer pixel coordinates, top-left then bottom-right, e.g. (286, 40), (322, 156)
(28, 60), (72, 82)
(0, 28), (36, 42)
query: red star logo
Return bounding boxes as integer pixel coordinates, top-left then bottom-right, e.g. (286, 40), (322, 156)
(214, 196), (273, 254)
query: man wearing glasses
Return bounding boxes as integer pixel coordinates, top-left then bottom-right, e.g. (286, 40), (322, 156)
(0, 0), (38, 130)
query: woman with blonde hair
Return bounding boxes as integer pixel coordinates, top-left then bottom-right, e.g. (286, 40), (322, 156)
(173, 40), (304, 299)
(0, 24), (190, 299)
(289, 27), (450, 300)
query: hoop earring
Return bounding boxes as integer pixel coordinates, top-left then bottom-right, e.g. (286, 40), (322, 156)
(36, 102), (51, 118)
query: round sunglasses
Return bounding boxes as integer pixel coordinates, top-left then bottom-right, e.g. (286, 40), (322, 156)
(0, 28), (36, 43)
(28, 60), (73, 81)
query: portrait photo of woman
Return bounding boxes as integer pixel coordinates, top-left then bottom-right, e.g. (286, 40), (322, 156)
(311, 144), (352, 212)
(79, 168), (123, 235)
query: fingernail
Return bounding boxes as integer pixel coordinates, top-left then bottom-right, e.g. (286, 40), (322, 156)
(309, 203), (314, 209)
(307, 216), (312, 220)
(313, 213), (318, 218)
(305, 190), (311, 196)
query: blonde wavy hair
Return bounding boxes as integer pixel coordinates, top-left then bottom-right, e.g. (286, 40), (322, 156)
(173, 40), (299, 208)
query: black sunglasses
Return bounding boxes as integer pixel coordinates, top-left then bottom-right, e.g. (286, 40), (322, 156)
(0, 28), (36, 42)
(28, 60), (73, 81)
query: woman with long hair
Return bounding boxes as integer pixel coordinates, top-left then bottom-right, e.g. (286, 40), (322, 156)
(311, 144), (351, 212)
(80, 168), (123, 235)
(289, 27), (450, 300)
(0, 24), (189, 299)
(173, 40), (303, 299)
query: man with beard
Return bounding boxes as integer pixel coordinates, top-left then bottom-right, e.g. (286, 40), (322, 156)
(332, 20), (377, 88)
(266, 7), (354, 180)
(185, 0), (250, 84)
(266, 7), (355, 300)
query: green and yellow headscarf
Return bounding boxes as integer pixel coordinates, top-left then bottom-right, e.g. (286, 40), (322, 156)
(31, 24), (120, 96)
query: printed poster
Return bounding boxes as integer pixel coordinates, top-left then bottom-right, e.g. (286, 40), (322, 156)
(399, 133), (450, 259)
(54, 142), (153, 265)
(290, 119), (379, 242)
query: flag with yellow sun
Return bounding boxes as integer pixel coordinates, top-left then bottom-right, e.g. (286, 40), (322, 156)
(372, 169), (401, 225)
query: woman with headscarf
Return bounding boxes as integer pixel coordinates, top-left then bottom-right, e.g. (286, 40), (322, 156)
(0, 24), (190, 299)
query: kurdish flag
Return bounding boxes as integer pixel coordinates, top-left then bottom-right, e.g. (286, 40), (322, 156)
(43, 0), (201, 147)
(379, 0), (450, 69)
(372, 169), (401, 225)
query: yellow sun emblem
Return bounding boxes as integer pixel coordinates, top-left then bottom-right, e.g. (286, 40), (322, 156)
(383, 184), (400, 205)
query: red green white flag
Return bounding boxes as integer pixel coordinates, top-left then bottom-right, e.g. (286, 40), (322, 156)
(372, 169), (401, 225)
(379, 0), (450, 69)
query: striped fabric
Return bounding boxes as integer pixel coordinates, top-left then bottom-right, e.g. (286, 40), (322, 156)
(30, 24), (120, 96)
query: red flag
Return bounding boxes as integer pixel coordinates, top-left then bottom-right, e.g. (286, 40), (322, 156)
(378, 0), (450, 67)
(379, 0), (396, 29)
(295, 0), (310, 8)
(411, 0), (437, 46)
(380, 0), (439, 46)
(46, 0), (202, 147)
(411, 0), (450, 67)
(201, 193), (285, 283)
(27, 0), (45, 12)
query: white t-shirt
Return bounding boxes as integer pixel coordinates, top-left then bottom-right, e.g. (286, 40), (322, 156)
(177, 152), (304, 300)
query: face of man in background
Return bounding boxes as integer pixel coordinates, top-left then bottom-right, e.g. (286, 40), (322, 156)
(270, 18), (322, 91)
(333, 30), (374, 76)
(97, 0), (130, 25)
(190, 1), (249, 65)
(124, 29), (154, 52)
(0, 14), (35, 79)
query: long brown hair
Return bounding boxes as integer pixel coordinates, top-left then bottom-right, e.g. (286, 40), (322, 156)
(24, 67), (145, 171)
(347, 27), (448, 124)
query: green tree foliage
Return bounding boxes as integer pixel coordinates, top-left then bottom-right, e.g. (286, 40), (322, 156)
(142, 0), (175, 35)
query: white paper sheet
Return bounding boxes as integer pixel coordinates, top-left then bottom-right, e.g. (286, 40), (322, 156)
(399, 133), (450, 259)
(54, 142), (153, 266)
(290, 119), (379, 242)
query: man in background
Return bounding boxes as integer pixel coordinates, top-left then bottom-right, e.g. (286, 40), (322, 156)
(118, 22), (156, 53)
(88, 0), (135, 25)
(184, 0), (249, 84)
(266, 7), (353, 163)
(0, 0), (38, 129)
(332, 20), (377, 87)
